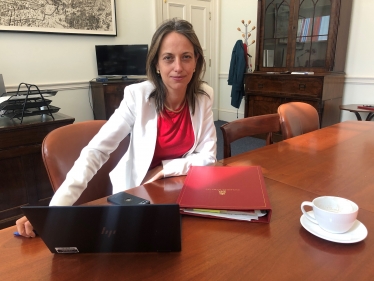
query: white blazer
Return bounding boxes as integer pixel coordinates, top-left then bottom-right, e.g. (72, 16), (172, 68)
(50, 81), (217, 206)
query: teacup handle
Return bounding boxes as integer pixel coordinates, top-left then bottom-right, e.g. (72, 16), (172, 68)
(301, 201), (318, 224)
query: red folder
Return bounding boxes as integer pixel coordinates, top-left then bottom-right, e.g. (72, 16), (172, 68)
(177, 166), (272, 223)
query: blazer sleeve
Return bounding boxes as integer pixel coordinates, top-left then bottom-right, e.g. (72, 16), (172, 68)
(49, 93), (135, 206)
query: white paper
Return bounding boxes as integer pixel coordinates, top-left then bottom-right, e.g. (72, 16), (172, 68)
(182, 209), (267, 222)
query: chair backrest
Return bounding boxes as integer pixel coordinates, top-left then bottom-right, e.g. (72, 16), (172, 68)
(220, 113), (280, 158)
(42, 120), (130, 205)
(277, 102), (320, 140)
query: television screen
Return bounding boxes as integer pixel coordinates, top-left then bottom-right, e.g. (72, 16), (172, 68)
(95, 45), (148, 77)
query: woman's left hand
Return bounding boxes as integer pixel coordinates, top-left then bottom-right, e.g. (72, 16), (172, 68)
(141, 165), (164, 185)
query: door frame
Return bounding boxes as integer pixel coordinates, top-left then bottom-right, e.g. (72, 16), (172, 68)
(154, 0), (220, 120)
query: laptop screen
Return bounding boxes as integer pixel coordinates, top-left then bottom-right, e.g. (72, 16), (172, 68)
(21, 204), (182, 253)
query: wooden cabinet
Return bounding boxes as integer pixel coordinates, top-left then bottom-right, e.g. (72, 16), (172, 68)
(244, 73), (345, 127)
(90, 79), (144, 120)
(245, 0), (352, 126)
(0, 113), (75, 229)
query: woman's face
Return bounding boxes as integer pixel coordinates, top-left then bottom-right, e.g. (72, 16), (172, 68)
(156, 31), (198, 97)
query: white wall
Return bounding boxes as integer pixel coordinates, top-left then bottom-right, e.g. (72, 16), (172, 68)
(218, 0), (258, 122)
(0, 0), (156, 122)
(341, 0), (374, 121)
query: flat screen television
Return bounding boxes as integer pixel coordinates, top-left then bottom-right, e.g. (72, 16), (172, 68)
(95, 45), (148, 77)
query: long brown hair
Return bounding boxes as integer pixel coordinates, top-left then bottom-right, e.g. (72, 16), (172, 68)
(146, 18), (208, 115)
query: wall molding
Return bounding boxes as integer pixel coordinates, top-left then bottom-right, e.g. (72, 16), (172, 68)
(220, 73), (374, 85)
(5, 81), (91, 93)
(344, 77), (374, 85)
(5, 74), (373, 95)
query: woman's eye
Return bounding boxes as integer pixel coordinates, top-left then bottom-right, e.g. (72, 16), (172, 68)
(163, 56), (173, 61)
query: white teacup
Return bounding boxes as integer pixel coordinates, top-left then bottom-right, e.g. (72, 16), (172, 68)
(301, 196), (358, 234)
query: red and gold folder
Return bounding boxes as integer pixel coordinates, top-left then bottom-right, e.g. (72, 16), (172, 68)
(176, 166), (272, 223)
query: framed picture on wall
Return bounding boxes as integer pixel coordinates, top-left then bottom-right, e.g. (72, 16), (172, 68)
(0, 0), (117, 36)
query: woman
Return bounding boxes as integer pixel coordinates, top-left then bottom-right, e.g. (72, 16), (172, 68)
(16, 18), (217, 237)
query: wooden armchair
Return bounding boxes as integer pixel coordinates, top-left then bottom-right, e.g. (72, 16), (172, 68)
(220, 113), (280, 158)
(42, 120), (130, 205)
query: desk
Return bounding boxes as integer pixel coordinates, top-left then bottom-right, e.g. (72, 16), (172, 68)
(90, 79), (145, 120)
(1, 121), (374, 280)
(339, 104), (374, 121)
(0, 113), (75, 229)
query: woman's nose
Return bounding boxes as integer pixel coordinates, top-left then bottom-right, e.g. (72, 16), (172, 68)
(173, 58), (183, 72)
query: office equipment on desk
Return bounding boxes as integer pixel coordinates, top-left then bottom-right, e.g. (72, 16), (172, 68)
(177, 166), (272, 222)
(107, 192), (150, 205)
(21, 204), (181, 253)
(0, 82), (58, 124)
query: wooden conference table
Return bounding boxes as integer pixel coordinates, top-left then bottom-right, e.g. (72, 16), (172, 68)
(1, 121), (374, 280)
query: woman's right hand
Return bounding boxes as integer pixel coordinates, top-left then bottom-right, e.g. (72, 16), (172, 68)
(16, 216), (36, 238)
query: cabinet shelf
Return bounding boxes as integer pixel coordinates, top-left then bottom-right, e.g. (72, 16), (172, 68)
(244, 0), (352, 129)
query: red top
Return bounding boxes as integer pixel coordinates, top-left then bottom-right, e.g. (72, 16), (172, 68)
(150, 102), (194, 169)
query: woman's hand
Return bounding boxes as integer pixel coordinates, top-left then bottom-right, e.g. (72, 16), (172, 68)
(16, 216), (36, 238)
(141, 165), (164, 185)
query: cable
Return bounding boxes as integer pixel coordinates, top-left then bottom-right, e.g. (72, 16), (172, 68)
(88, 78), (96, 120)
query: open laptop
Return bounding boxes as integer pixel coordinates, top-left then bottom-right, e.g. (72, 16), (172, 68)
(21, 204), (181, 253)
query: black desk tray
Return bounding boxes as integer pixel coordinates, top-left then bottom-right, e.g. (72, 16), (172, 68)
(3, 105), (60, 119)
(0, 98), (52, 111)
(0, 83), (59, 123)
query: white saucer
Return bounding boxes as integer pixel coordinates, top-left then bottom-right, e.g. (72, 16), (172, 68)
(300, 211), (368, 243)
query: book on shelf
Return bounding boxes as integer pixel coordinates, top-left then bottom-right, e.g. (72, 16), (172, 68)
(267, 50), (274, 67)
(176, 166), (272, 223)
(296, 15), (330, 42)
(263, 50), (274, 67)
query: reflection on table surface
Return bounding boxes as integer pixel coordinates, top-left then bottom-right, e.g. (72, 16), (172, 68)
(1, 121), (374, 280)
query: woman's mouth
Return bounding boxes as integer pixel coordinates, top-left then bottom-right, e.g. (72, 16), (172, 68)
(171, 76), (184, 81)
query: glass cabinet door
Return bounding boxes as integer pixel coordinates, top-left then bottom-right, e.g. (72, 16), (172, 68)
(294, 0), (331, 68)
(263, 0), (291, 68)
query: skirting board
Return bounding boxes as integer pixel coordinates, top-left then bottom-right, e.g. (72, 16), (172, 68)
(218, 110), (245, 122)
